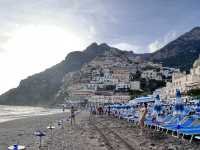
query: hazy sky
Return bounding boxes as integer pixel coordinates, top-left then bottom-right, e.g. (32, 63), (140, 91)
(0, 0), (200, 94)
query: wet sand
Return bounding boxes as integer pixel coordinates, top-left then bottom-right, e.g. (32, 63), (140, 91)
(0, 110), (199, 150)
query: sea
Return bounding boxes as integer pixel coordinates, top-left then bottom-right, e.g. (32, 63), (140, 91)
(0, 105), (63, 123)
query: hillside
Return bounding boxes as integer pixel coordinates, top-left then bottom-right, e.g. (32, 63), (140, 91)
(151, 27), (200, 71)
(1, 27), (200, 106)
(0, 43), (117, 106)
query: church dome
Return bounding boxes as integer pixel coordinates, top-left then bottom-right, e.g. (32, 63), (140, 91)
(193, 55), (200, 68)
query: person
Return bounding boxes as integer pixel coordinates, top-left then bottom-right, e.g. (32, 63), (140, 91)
(70, 106), (76, 125)
(99, 106), (103, 115)
(89, 105), (94, 120)
(62, 104), (65, 112)
(151, 112), (157, 124)
(139, 103), (148, 135)
(108, 105), (111, 116)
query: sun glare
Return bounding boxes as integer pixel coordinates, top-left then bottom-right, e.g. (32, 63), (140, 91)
(3, 25), (87, 69)
(0, 25), (87, 94)
(4, 25), (85, 56)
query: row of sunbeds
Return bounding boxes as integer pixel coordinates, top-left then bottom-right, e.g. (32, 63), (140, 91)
(109, 107), (200, 143)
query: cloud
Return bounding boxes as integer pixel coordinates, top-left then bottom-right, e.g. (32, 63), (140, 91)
(87, 25), (97, 40)
(148, 31), (179, 52)
(148, 40), (163, 53)
(112, 42), (141, 52)
(0, 32), (11, 52)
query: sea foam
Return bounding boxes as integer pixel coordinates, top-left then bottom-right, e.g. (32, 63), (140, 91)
(0, 105), (63, 123)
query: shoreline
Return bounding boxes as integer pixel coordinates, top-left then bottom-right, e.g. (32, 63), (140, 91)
(0, 105), (65, 124)
(0, 112), (65, 125)
(0, 111), (66, 124)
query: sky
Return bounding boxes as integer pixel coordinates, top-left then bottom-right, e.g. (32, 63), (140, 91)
(0, 0), (200, 94)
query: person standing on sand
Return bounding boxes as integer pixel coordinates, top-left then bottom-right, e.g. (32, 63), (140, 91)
(139, 103), (148, 135)
(108, 105), (111, 116)
(70, 106), (76, 125)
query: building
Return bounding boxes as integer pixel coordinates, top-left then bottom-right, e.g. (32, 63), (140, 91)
(72, 90), (94, 97)
(130, 81), (141, 90)
(141, 69), (162, 80)
(89, 95), (130, 103)
(112, 67), (130, 82)
(155, 56), (200, 99)
(115, 82), (130, 91)
(161, 67), (179, 79)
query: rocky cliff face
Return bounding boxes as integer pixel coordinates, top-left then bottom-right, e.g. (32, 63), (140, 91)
(151, 27), (200, 71)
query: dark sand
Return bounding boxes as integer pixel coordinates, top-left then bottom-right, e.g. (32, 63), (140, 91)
(0, 110), (199, 150)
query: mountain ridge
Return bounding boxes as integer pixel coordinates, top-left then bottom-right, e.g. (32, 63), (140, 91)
(150, 26), (200, 70)
(1, 26), (200, 105)
(0, 43), (114, 106)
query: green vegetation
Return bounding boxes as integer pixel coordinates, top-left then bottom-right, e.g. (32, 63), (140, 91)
(129, 90), (144, 99)
(129, 78), (166, 100)
(159, 52), (199, 71)
(130, 71), (141, 81)
(140, 79), (166, 92)
(187, 88), (200, 98)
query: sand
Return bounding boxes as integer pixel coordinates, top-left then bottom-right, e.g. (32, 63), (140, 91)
(0, 110), (199, 150)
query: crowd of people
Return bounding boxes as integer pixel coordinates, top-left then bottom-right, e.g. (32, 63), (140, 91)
(88, 103), (149, 134)
(89, 105), (111, 115)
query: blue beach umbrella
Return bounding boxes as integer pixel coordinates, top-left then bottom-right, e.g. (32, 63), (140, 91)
(154, 95), (162, 114)
(175, 89), (184, 114)
(118, 104), (121, 109)
(153, 95), (162, 128)
(8, 144), (26, 150)
(195, 102), (200, 113)
(34, 130), (46, 148)
(125, 105), (131, 109)
(174, 89), (185, 134)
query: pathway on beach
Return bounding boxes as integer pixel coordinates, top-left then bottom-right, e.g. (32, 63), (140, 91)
(45, 111), (200, 150)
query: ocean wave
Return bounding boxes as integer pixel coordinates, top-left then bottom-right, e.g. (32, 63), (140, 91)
(0, 105), (65, 123)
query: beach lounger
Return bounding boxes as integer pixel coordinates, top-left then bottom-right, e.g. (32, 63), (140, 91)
(178, 118), (200, 142)
(159, 115), (183, 133)
(164, 115), (196, 137)
(145, 114), (173, 130)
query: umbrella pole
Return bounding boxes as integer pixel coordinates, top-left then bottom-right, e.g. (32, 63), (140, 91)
(156, 114), (159, 131)
(39, 136), (42, 148)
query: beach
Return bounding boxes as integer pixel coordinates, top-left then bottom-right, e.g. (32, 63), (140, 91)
(0, 112), (67, 150)
(0, 110), (200, 150)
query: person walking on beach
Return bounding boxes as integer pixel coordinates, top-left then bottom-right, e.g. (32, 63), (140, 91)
(139, 103), (148, 135)
(70, 106), (76, 125)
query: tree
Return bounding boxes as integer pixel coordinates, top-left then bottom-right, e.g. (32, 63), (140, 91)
(130, 71), (141, 81)
(187, 88), (200, 98)
(128, 90), (143, 99)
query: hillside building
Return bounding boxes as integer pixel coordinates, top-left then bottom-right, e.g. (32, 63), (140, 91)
(112, 67), (130, 82)
(155, 56), (200, 100)
(141, 69), (162, 80)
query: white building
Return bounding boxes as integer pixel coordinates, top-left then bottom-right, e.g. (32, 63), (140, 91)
(161, 67), (179, 79)
(141, 69), (162, 80)
(116, 82), (130, 90)
(89, 95), (130, 103)
(156, 56), (200, 99)
(130, 81), (141, 90)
